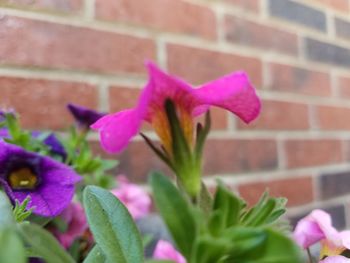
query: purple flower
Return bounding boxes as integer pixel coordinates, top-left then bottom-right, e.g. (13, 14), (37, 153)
(67, 103), (105, 128)
(0, 141), (81, 217)
(91, 62), (261, 154)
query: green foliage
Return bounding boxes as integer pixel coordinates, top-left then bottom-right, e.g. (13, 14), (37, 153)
(83, 246), (108, 263)
(150, 172), (197, 259)
(63, 126), (117, 189)
(83, 186), (143, 263)
(13, 197), (33, 223)
(0, 192), (26, 263)
(18, 222), (75, 263)
(150, 172), (302, 263)
(0, 228), (27, 263)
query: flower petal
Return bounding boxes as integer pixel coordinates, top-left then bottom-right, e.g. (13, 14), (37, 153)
(320, 256), (350, 263)
(91, 109), (142, 153)
(194, 71), (261, 123)
(293, 209), (341, 249)
(153, 240), (186, 263)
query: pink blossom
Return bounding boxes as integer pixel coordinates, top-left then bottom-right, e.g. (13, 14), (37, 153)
(111, 176), (151, 220)
(293, 209), (350, 260)
(55, 202), (88, 248)
(153, 240), (186, 263)
(294, 209), (339, 249)
(319, 256), (350, 263)
(91, 62), (261, 154)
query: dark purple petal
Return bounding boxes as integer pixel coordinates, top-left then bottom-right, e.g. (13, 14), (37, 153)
(67, 103), (105, 128)
(32, 131), (67, 160)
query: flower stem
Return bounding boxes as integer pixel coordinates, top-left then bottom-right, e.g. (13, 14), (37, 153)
(307, 248), (314, 263)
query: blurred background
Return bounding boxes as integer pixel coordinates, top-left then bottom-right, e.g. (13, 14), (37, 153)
(0, 0), (350, 227)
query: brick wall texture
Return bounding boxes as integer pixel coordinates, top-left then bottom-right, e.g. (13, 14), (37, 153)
(1, 0), (350, 226)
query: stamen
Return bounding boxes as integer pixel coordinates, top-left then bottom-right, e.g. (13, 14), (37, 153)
(8, 167), (38, 190)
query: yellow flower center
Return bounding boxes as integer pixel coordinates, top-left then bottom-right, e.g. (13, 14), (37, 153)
(151, 104), (193, 156)
(8, 167), (38, 190)
(320, 240), (346, 260)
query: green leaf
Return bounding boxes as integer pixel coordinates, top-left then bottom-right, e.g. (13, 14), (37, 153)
(18, 222), (75, 263)
(0, 228), (26, 263)
(224, 227), (267, 258)
(83, 186), (143, 263)
(241, 191), (286, 227)
(0, 192), (14, 227)
(226, 229), (302, 263)
(84, 246), (108, 263)
(211, 183), (244, 233)
(198, 182), (213, 216)
(192, 235), (229, 263)
(150, 172), (197, 259)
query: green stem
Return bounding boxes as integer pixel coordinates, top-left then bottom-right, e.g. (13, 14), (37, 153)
(307, 248), (314, 263)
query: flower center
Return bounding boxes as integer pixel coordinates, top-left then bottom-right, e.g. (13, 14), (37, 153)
(8, 167), (38, 190)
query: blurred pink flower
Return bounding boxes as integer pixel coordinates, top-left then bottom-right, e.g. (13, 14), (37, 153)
(319, 256), (350, 263)
(111, 176), (151, 220)
(55, 202), (88, 248)
(293, 209), (350, 260)
(294, 209), (339, 249)
(153, 240), (186, 263)
(91, 62), (260, 154)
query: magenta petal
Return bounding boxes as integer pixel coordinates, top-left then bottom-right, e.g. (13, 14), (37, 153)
(91, 109), (142, 153)
(194, 71), (261, 123)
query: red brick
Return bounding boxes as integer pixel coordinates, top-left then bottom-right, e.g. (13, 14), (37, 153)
(1, 0), (82, 13)
(225, 16), (298, 56)
(316, 106), (350, 130)
(203, 139), (278, 174)
(224, 0), (260, 12)
(337, 76), (350, 98)
(96, 0), (217, 40)
(112, 140), (171, 182)
(239, 176), (314, 207)
(91, 138), (277, 181)
(268, 63), (331, 96)
(206, 108), (228, 130)
(167, 44), (262, 86)
(238, 100), (309, 130)
(109, 86), (140, 112)
(284, 139), (343, 168)
(0, 16), (156, 74)
(0, 77), (97, 129)
(312, 0), (349, 12)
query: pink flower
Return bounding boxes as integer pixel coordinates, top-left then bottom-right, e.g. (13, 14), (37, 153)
(293, 209), (350, 260)
(320, 256), (350, 263)
(153, 240), (186, 263)
(111, 176), (151, 220)
(55, 202), (88, 248)
(294, 209), (339, 249)
(91, 62), (260, 154)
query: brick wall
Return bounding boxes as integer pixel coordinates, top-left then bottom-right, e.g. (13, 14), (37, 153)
(1, 0), (350, 227)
